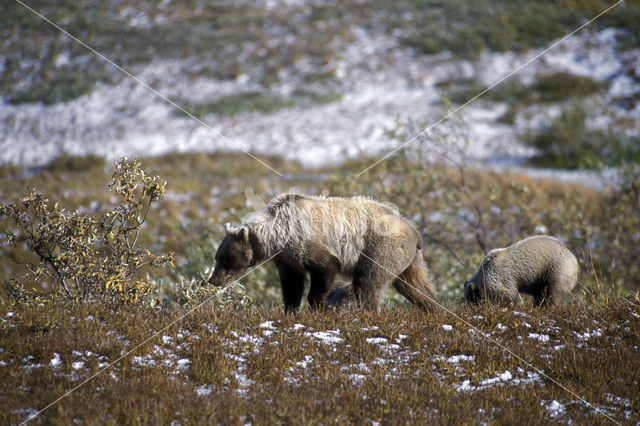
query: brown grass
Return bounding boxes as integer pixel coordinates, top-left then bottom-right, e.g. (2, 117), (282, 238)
(1, 301), (638, 424)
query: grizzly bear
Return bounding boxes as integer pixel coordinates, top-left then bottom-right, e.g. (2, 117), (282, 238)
(208, 193), (438, 312)
(464, 235), (578, 306)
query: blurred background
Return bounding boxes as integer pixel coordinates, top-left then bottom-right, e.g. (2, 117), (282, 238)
(1, 0), (639, 306)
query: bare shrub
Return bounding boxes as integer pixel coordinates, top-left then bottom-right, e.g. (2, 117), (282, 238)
(0, 159), (174, 304)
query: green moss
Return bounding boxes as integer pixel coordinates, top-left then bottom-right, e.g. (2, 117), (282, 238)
(445, 72), (607, 106)
(530, 72), (608, 103)
(8, 66), (110, 105)
(398, 0), (640, 58)
(178, 91), (342, 118)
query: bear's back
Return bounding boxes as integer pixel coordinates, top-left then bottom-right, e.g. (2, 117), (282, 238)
(498, 235), (571, 285)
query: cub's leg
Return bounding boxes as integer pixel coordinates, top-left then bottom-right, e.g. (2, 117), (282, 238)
(275, 260), (306, 313)
(304, 242), (341, 310)
(533, 283), (563, 307)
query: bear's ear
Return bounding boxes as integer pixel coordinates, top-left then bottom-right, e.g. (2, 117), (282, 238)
(225, 222), (239, 235)
(238, 226), (249, 242)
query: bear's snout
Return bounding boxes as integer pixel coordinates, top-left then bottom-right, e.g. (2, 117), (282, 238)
(207, 268), (227, 287)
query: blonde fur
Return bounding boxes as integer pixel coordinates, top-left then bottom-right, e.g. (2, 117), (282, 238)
(224, 193), (438, 311)
(465, 235), (578, 306)
(243, 193), (411, 274)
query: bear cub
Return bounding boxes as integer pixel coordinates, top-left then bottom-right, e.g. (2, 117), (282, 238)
(464, 235), (578, 306)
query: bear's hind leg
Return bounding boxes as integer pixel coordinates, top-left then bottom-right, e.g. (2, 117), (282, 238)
(276, 261), (306, 313)
(351, 254), (397, 310)
(393, 249), (438, 312)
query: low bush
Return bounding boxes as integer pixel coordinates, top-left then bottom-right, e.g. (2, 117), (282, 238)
(445, 72), (607, 106)
(45, 152), (106, 173)
(527, 106), (640, 169)
(0, 159), (174, 305)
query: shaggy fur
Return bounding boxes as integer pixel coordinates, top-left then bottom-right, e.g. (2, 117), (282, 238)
(209, 193), (438, 312)
(464, 235), (578, 306)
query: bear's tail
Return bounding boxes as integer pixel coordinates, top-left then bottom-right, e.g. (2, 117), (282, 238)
(393, 248), (439, 312)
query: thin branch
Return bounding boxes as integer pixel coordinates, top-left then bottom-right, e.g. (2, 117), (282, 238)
(421, 231), (470, 269)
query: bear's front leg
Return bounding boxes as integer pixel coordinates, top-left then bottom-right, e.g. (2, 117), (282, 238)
(275, 260), (306, 313)
(304, 242), (341, 310)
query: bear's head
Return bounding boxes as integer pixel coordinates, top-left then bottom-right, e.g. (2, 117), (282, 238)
(463, 280), (481, 304)
(208, 223), (253, 287)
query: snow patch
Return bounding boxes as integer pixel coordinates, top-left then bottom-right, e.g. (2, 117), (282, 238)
(132, 355), (156, 368)
(49, 353), (63, 368)
(545, 400), (565, 418)
(528, 333), (550, 343)
(574, 329), (603, 341)
(195, 385), (213, 396)
(176, 358), (191, 370)
(12, 408), (39, 422)
(447, 354), (475, 364)
(296, 355), (313, 369)
(348, 373), (367, 384)
(305, 330), (343, 344)
(457, 369), (543, 392)
(259, 320), (276, 329)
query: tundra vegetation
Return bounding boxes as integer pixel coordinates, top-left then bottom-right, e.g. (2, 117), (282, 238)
(1, 151), (639, 423)
(2, 0), (640, 423)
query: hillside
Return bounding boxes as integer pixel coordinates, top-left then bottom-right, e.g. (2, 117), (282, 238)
(1, 0), (639, 181)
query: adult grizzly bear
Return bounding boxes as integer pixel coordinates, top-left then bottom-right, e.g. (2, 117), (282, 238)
(208, 193), (437, 312)
(464, 235), (578, 306)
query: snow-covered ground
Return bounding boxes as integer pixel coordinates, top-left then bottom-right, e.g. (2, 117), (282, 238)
(1, 25), (639, 185)
(6, 307), (637, 424)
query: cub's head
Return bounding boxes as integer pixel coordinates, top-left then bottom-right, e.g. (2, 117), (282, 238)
(208, 223), (253, 287)
(325, 280), (352, 309)
(463, 280), (481, 304)
(464, 250), (499, 303)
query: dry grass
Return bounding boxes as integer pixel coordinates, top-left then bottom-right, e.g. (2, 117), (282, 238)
(1, 300), (638, 424)
(1, 153), (638, 423)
